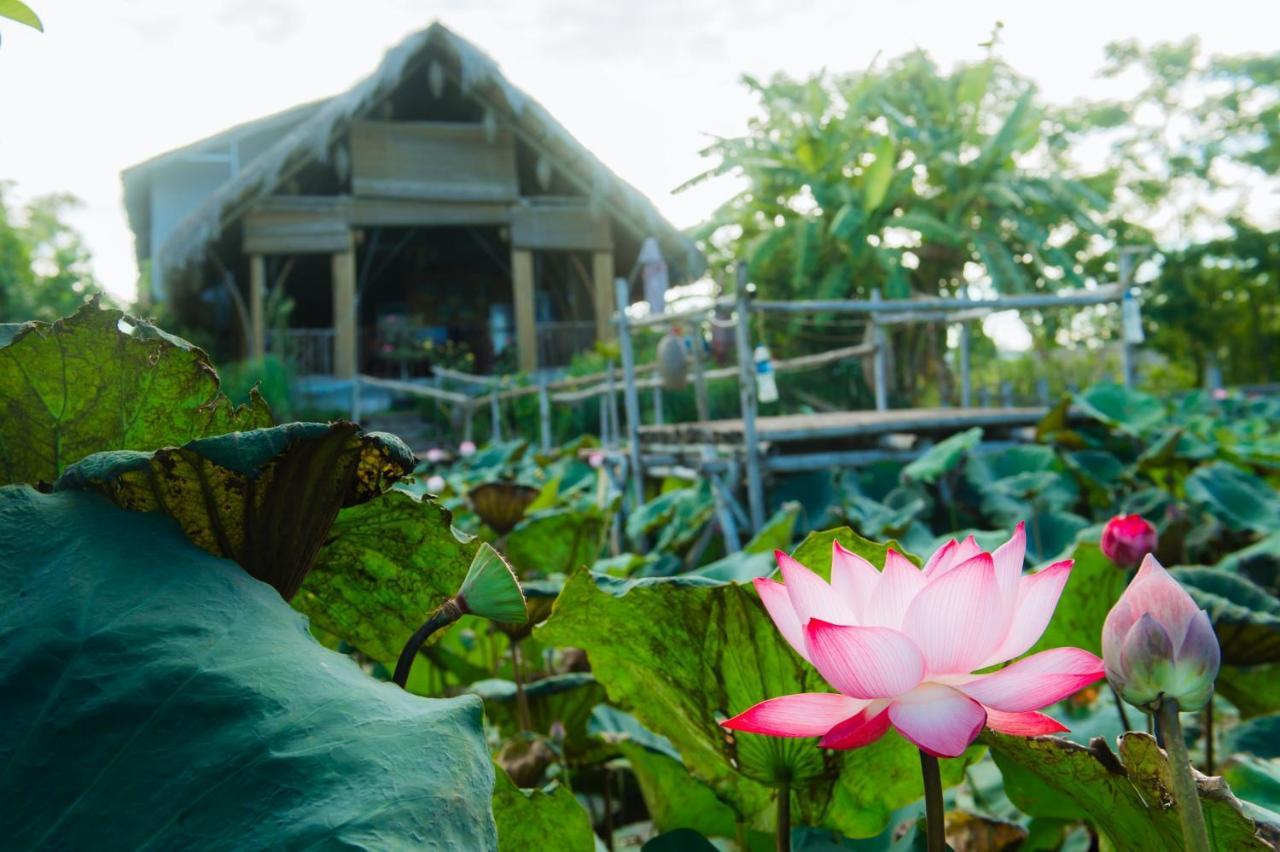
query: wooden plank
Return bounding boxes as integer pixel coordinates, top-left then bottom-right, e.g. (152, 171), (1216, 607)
(244, 197), (350, 254)
(350, 121), (518, 202)
(750, 285), (1126, 315)
(734, 274), (765, 532)
(349, 197), (509, 227)
(511, 200), (612, 251)
(249, 254), (266, 361)
(592, 251), (614, 342)
(332, 239), (357, 379)
(511, 248), (537, 372)
(638, 407), (1053, 446)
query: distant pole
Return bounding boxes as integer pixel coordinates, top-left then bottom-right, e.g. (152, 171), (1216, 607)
(690, 319), (710, 422)
(1036, 377), (1050, 406)
(1000, 381), (1014, 408)
(606, 362), (621, 448)
(959, 323), (972, 409)
(871, 289), (889, 412)
(489, 388), (502, 442)
(537, 374), (552, 451)
(734, 265), (766, 533)
(651, 386), (664, 425)
(350, 375), (362, 423)
(463, 401), (475, 443)
(614, 278), (648, 530)
(1119, 249), (1139, 389)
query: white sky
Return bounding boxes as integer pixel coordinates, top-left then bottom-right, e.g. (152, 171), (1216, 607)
(1, 0), (1277, 304)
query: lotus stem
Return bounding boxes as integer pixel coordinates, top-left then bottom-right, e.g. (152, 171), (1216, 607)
(602, 768), (614, 851)
(1158, 698), (1211, 852)
(1110, 683), (1134, 731)
(1203, 701), (1215, 775)
(509, 637), (532, 731)
(919, 751), (945, 852)
(393, 599), (464, 688)
(776, 779), (791, 852)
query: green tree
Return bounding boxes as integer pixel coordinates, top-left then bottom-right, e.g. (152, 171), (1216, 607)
(0, 184), (102, 323)
(682, 48), (1112, 399)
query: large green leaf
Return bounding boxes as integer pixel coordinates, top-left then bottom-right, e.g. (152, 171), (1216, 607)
(0, 0), (42, 30)
(1074, 383), (1167, 437)
(1185, 462), (1280, 534)
(1174, 567), (1280, 665)
(492, 768), (594, 852)
(536, 561), (974, 839)
(900, 427), (982, 484)
(618, 741), (742, 841)
(987, 731), (1276, 851)
(0, 301), (271, 486)
(0, 486), (495, 848)
(54, 422), (415, 600)
(506, 505), (610, 576)
(297, 489), (479, 662)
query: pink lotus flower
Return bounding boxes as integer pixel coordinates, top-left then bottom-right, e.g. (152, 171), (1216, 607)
(722, 524), (1104, 758)
(1102, 554), (1219, 712)
(459, 440), (477, 457)
(425, 447), (447, 464)
(426, 475), (447, 494)
(1100, 514), (1158, 568)
(587, 451), (605, 469)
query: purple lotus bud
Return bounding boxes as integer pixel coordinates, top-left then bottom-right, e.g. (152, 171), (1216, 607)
(1100, 514), (1158, 568)
(1102, 555), (1220, 711)
(426, 475), (446, 494)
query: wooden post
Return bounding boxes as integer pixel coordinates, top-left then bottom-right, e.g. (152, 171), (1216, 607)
(614, 277), (647, 528)
(332, 239), (357, 380)
(350, 375), (362, 423)
(651, 386), (664, 425)
(871, 288), (888, 412)
(959, 322), (972, 409)
(489, 389), (502, 442)
(593, 251), (615, 343)
(690, 320), (710, 422)
(1036, 377), (1050, 406)
(463, 402), (475, 443)
(1001, 381), (1014, 408)
(607, 362), (621, 448)
(249, 254), (266, 362)
(538, 375), (552, 451)
(512, 248), (537, 373)
(704, 447), (741, 553)
(734, 267), (766, 533)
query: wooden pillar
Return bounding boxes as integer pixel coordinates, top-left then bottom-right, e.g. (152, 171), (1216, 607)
(614, 278), (647, 533)
(249, 254), (266, 362)
(871, 288), (888, 412)
(959, 322), (972, 409)
(734, 266), (766, 533)
(593, 251), (615, 342)
(512, 248), (537, 373)
(332, 240), (357, 380)
(537, 375), (552, 451)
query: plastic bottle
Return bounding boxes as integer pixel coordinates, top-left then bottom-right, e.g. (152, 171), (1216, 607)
(754, 344), (778, 403)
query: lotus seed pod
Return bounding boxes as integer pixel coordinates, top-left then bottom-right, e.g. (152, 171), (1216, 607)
(1102, 555), (1220, 712)
(458, 543), (528, 625)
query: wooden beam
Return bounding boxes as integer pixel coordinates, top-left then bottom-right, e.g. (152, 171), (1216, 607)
(332, 237), (357, 379)
(592, 251), (614, 342)
(350, 121), (518, 202)
(249, 254), (266, 361)
(511, 200), (612, 251)
(244, 198), (350, 254)
(349, 197), (509, 228)
(512, 248), (537, 373)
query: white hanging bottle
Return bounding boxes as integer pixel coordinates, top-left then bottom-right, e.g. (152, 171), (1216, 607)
(754, 344), (778, 403)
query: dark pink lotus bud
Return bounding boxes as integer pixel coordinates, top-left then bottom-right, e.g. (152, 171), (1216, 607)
(1100, 514), (1158, 568)
(1102, 555), (1220, 712)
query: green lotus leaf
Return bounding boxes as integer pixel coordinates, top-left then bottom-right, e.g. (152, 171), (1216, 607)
(54, 422), (415, 600)
(506, 505), (611, 576)
(297, 488), (480, 662)
(1030, 542), (1129, 658)
(1074, 382), (1167, 436)
(1186, 462), (1280, 534)
(901, 427), (983, 484)
(492, 768), (594, 852)
(987, 731), (1277, 850)
(469, 481), (541, 535)
(535, 553), (976, 839)
(0, 485), (495, 849)
(0, 300), (272, 487)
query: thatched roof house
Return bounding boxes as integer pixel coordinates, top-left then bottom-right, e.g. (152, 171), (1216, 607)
(121, 21), (703, 376)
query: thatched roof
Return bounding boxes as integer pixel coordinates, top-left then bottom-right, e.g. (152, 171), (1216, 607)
(127, 21), (703, 298)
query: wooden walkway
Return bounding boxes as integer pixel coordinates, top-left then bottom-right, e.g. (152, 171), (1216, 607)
(638, 406), (1051, 448)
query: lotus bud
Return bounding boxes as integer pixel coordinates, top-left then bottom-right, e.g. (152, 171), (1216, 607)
(1100, 514), (1158, 568)
(587, 451), (605, 469)
(1102, 555), (1220, 712)
(459, 440), (477, 457)
(426, 447), (447, 463)
(425, 474), (446, 494)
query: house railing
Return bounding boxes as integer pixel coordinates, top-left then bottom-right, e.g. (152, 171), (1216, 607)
(267, 328), (334, 377)
(536, 320), (597, 368)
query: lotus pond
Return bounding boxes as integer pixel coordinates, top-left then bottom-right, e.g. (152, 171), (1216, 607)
(3, 303), (1280, 851)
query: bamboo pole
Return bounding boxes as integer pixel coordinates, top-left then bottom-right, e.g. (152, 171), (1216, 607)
(538, 375), (551, 451)
(734, 267), (766, 533)
(614, 278), (647, 529)
(871, 289), (888, 412)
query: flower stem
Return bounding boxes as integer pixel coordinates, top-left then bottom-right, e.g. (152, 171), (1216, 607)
(1110, 683), (1134, 731)
(919, 750), (945, 852)
(392, 599), (463, 688)
(1203, 701), (1215, 775)
(776, 780), (791, 852)
(1157, 698), (1212, 852)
